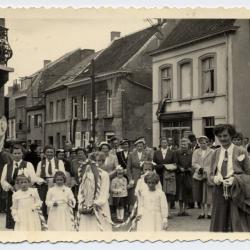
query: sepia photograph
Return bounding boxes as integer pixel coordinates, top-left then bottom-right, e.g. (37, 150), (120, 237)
(0, 7), (250, 242)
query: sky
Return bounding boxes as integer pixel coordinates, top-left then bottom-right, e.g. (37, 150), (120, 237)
(5, 16), (151, 90)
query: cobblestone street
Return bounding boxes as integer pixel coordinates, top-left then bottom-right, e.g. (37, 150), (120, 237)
(0, 207), (210, 231)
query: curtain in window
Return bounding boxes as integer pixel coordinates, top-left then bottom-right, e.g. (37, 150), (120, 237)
(180, 63), (191, 98)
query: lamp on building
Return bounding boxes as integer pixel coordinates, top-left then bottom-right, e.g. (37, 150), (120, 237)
(0, 24), (13, 65)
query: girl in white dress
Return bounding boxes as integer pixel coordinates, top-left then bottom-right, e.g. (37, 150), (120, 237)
(137, 172), (168, 232)
(11, 175), (42, 231)
(46, 171), (76, 231)
(135, 161), (162, 197)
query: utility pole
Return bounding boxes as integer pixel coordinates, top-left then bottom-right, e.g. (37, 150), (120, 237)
(90, 59), (96, 142)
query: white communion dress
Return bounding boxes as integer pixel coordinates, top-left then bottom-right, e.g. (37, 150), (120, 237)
(11, 188), (42, 231)
(137, 188), (168, 232)
(46, 185), (76, 231)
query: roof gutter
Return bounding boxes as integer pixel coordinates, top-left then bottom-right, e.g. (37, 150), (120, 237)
(66, 70), (131, 89)
(149, 27), (238, 56)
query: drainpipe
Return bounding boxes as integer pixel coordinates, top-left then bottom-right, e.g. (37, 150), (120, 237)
(66, 86), (69, 142)
(225, 32), (229, 123)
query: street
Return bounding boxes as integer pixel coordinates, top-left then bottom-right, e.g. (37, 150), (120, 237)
(0, 208), (210, 231)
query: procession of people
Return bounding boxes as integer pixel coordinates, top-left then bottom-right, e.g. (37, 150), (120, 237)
(0, 124), (250, 232)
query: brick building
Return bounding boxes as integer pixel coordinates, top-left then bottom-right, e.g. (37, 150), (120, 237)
(8, 49), (94, 146)
(44, 24), (173, 148)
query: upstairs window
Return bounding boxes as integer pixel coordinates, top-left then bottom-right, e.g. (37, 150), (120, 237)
(56, 100), (61, 120)
(61, 99), (66, 120)
(178, 60), (192, 99)
(49, 102), (54, 121)
(201, 55), (216, 95)
(34, 114), (42, 127)
(72, 97), (78, 119)
(107, 90), (113, 116)
(160, 65), (172, 99)
(82, 96), (87, 119)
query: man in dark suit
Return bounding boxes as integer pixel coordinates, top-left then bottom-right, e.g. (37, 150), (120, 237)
(210, 124), (250, 232)
(153, 137), (176, 218)
(116, 139), (130, 170)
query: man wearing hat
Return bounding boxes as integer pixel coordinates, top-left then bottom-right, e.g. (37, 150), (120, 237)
(116, 139), (130, 170)
(127, 137), (151, 208)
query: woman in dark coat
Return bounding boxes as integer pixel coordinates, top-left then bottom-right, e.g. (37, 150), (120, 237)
(153, 137), (176, 218)
(175, 138), (193, 216)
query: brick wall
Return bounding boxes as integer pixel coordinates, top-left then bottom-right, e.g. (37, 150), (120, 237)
(121, 78), (152, 146)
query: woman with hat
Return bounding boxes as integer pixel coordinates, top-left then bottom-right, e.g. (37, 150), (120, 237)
(98, 141), (118, 179)
(127, 138), (151, 209)
(192, 136), (214, 219)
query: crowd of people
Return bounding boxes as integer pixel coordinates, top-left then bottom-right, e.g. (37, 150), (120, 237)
(0, 124), (250, 232)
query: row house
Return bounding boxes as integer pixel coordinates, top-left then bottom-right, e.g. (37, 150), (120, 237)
(44, 23), (177, 148)
(151, 19), (250, 146)
(7, 48), (93, 146)
(0, 18), (13, 119)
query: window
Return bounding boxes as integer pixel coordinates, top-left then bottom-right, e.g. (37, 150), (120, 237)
(160, 66), (172, 99)
(72, 97), (78, 119)
(56, 133), (60, 149)
(81, 131), (90, 148)
(82, 96), (87, 119)
(94, 98), (98, 118)
(61, 135), (66, 147)
(105, 132), (115, 143)
(56, 100), (61, 120)
(201, 55), (216, 95)
(61, 99), (66, 120)
(106, 90), (113, 116)
(34, 114), (42, 127)
(27, 115), (31, 130)
(203, 116), (215, 140)
(49, 102), (54, 121)
(179, 60), (192, 99)
(48, 136), (53, 146)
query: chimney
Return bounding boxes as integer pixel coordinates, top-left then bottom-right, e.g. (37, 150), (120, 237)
(43, 60), (51, 67)
(111, 31), (121, 42)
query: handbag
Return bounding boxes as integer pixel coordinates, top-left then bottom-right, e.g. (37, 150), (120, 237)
(164, 163), (177, 171)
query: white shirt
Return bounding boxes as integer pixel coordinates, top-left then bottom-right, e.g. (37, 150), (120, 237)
(36, 157), (65, 178)
(161, 147), (168, 159)
(217, 143), (234, 178)
(123, 150), (128, 159)
(201, 149), (207, 158)
(137, 152), (142, 161)
(1, 160), (44, 191)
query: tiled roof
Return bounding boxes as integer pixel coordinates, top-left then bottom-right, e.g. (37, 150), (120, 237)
(154, 19), (237, 53)
(29, 48), (81, 77)
(45, 51), (100, 91)
(74, 25), (160, 80)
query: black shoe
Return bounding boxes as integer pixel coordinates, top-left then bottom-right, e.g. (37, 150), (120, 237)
(197, 214), (205, 219)
(207, 215), (211, 219)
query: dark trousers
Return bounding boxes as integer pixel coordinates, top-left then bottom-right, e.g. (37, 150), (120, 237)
(0, 187), (7, 212)
(6, 191), (15, 229)
(210, 185), (232, 232)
